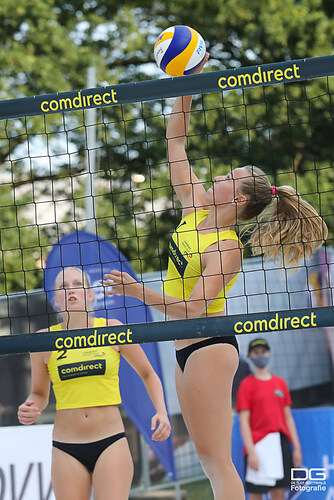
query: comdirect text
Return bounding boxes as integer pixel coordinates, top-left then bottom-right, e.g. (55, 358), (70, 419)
(234, 312), (317, 334)
(55, 328), (133, 350)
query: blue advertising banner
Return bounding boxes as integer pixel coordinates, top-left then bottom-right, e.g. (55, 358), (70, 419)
(232, 408), (334, 499)
(44, 230), (176, 481)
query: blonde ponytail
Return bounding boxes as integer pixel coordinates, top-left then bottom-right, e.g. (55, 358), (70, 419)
(239, 167), (328, 268)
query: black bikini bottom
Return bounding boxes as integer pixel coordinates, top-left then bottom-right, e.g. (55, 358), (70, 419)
(176, 336), (239, 372)
(52, 432), (126, 472)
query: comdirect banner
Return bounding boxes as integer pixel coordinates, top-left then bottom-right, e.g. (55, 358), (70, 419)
(0, 55), (333, 120)
(44, 230), (177, 481)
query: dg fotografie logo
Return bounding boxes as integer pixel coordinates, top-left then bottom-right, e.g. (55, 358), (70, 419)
(291, 467), (327, 493)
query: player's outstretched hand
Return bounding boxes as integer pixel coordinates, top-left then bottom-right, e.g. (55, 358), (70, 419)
(192, 52), (210, 75)
(100, 270), (141, 299)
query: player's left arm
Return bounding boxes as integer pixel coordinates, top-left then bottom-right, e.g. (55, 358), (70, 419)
(195, 238), (243, 311)
(284, 406), (303, 467)
(101, 239), (242, 319)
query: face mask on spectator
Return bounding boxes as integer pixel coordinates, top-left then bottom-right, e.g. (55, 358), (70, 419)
(250, 355), (271, 368)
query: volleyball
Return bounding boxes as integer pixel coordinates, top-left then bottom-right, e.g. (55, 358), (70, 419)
(154, 25), (206, 77)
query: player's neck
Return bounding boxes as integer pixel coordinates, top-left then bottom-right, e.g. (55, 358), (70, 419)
(203, 206), (236, 232)
(61, 311), (92, 330)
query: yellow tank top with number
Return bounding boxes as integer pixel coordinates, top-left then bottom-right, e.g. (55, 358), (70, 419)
(47, 317), (121, 410)
(164, 210), (242, 313)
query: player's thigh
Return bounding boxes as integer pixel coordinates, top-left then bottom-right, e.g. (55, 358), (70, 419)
(175, 344), (238, 456)
(51, 447), (92, 500)
(92, 437), (134, 500)
(175, 362), (196, 441)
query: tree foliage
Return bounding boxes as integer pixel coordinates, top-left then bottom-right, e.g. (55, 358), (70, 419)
(0, 0), (333, 292)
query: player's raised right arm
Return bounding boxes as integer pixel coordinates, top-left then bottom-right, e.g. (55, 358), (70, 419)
(166, 53), (209, 211)
(166, 95), (206, 211)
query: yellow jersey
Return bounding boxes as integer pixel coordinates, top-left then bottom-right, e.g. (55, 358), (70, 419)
(47, 317), (121, 410)
(164, 210), (242, 313)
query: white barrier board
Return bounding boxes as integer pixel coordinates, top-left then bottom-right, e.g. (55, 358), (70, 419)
(0, 424), (55, 500)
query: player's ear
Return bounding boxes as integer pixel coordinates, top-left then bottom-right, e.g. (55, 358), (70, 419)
(235, 194), (247, 206)
(53, 295), (61, 311)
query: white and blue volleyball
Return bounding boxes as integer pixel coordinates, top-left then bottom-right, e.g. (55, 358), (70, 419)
(154, 26), (206, 77)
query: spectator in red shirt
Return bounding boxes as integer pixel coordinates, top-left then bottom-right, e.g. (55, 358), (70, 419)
(237, 338), (302, 500)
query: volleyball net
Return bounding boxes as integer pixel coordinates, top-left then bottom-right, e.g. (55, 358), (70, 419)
(0, 55), (333, 355)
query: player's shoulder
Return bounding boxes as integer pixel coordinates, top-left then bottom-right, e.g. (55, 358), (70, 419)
(107, 318), (123, 326)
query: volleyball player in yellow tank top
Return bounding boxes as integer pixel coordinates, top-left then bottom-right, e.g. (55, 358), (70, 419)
(18, 267), (171, 500)
(101, 54), (327, 500)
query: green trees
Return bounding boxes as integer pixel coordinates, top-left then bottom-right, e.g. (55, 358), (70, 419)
(0, 0), (333, 291)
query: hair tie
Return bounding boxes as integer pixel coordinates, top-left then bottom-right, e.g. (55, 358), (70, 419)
(271, 186), (277, 196)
